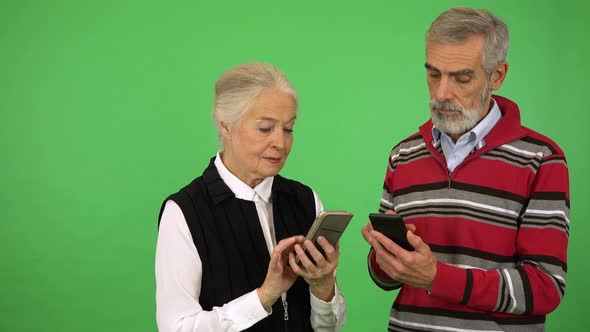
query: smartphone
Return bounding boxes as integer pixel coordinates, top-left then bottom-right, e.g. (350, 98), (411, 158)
(368, 213), (414, 251)
(300, 210), (354, 262)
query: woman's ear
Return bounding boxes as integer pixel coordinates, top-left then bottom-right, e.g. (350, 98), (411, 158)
(219, 121), (230, 135)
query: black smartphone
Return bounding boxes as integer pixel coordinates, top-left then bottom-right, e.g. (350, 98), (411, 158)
(368, 213), (414, 251)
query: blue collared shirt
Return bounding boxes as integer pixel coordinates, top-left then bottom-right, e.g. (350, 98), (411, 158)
(432, 99), (502, 172)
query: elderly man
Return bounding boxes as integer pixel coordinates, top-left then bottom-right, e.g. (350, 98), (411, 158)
(362, 7), (569, 332)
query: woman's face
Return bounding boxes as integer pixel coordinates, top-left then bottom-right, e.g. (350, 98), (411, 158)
(220, 89), (297, 188)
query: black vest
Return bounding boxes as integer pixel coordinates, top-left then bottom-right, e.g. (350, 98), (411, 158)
(159, 158), (317, 331)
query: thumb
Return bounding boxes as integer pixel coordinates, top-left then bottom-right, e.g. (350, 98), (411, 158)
(385, 209), (397, 215)
(407, 230), (428, 254)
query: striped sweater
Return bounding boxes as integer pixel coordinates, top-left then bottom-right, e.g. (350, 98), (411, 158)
(369, 95), (569, 332)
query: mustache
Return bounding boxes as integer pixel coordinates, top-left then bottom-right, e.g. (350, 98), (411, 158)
(430, 100), (464, 112)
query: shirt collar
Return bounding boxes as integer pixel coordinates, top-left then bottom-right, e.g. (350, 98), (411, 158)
(214, 152), (273, 203)
(432, 98), (501, 144)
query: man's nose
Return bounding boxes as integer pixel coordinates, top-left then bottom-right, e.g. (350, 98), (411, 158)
(434, 77), (453, 101)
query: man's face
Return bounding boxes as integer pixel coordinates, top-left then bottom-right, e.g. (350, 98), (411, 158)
(425, 35), (491, 137)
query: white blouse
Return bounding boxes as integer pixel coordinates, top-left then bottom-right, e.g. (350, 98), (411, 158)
(155, 153), (346, 332)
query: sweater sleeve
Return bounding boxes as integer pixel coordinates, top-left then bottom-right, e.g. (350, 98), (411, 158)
(429, 152), (570, 315)
(367, 248), (403, 291)
(368, 145), (404, 291)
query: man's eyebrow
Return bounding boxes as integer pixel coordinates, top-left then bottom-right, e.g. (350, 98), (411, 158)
(425, 63), (439, 72)
(449, 69), (474, 76)
(425, 63), (474, 76)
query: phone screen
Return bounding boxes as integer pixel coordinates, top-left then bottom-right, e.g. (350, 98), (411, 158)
(368, 213), (414, 251)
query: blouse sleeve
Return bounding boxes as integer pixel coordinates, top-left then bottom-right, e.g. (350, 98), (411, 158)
(155, 200), (269, 332)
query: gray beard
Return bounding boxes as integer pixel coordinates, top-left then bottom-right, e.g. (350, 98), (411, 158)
(429, 81), (491, 136)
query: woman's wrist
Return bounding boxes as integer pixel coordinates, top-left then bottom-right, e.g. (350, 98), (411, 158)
(256, 287), (278, 312)
(309, 276), (335, 302)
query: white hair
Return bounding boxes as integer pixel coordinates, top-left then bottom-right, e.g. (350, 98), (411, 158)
(212, 62), (298, 146)
(426, 7), (509, 76)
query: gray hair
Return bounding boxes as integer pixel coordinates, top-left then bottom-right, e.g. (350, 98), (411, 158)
(213, 62), (298, 146)
(426, 7), (509, 76)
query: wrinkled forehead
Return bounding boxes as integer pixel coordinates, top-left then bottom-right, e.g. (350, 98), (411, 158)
(245, 90), (297, 123)
(426, 37), (485, 72)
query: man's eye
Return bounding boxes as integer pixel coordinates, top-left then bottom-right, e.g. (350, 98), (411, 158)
(428, 72), (441, 79)
(456, 75), (471, 83)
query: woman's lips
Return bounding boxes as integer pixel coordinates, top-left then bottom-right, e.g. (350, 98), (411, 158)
(263, 157), (281, 164)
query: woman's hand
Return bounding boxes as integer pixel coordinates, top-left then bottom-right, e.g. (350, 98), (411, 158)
(288, 236), (339, 302)
(257, 236), (305, 311)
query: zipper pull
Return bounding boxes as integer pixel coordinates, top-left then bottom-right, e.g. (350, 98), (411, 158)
(448, 171), (452, 189)
(283, 299), (289, 321)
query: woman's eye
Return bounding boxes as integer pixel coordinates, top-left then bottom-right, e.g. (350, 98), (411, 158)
(258, 127), (272, 133)
(284, 128), (293, 134)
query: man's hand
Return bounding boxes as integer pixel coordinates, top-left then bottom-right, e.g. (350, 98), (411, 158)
(288, 236), (339, 301)
(361, 209), (397, 247)
(371, 226), (437, 290)
(362, 210), (437, 290)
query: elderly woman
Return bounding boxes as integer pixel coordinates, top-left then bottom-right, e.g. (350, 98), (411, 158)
(155, 63), (346, 332)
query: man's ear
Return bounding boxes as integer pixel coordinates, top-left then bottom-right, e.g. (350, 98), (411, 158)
(490, 61), (509, 91)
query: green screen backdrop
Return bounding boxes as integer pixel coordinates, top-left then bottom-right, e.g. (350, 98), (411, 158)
(2, 0), (588, 331)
